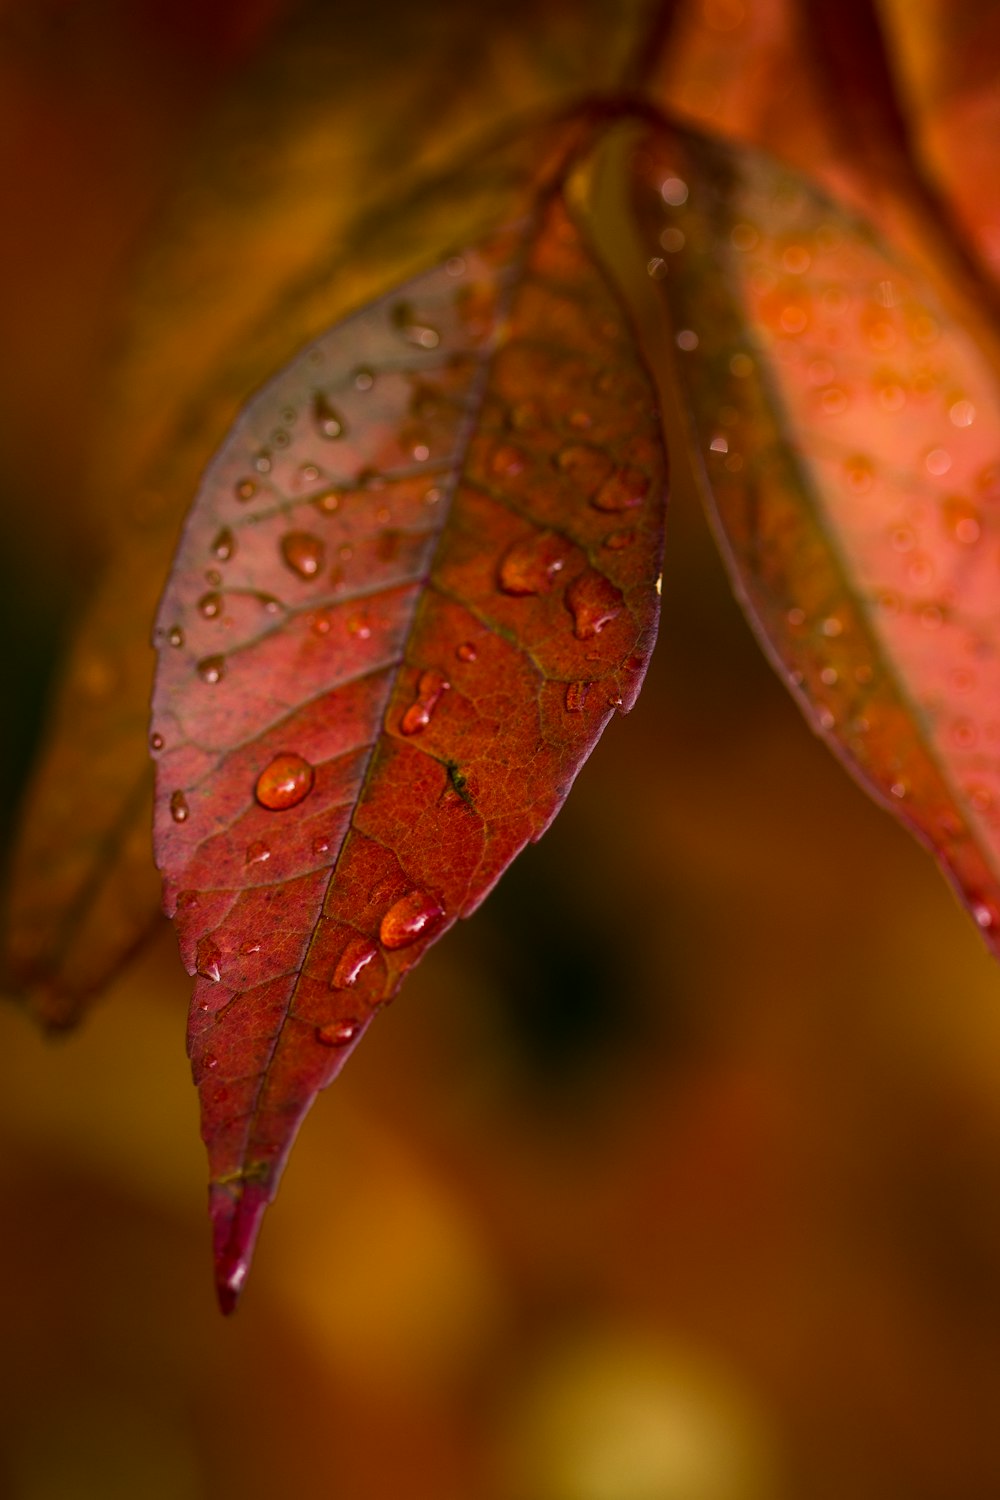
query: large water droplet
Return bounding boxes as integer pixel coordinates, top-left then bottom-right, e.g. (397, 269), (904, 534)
(170, 790), (189, 823)
(380, 889), (444, 949)
(400, 669), (450, 735)
(312, 392), (345, 439)
(196, 935), (222, 983)
(197, 655), (225, 684)
(281, 531), (325, 579)
(498, 531), (573, 595)
(315, 1017), (362, 1047)
(565, 570), (624, 639)
(331, 935), (378, 989)
(255, 752), (315, 810)
(212, 527), (236, 561)
(592, 467), (649, 512)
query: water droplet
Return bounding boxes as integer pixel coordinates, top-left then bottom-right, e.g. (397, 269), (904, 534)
(235, 478), (256, 502)
(974, 902), (996, 928)
(456, 642), (477, 662)
(281, 531), (325, 579)
(346, 614), (371, 639)
(170, 790), (189, 823)
(313, 392), (344, 439)
(205, 568), (222, 587)
(949, 399), (975, 428)
(709, 434), (729, 453)
(150, 732), (164, 751)
(556, 444), (613, 496)
(424, 486), (442, 506)
(203, 1053), (219, 1070)
(592, 467), (649, 512)
(240, 939), (261, 954)
(313, 834), (331, 856)
(952, 719), (977, 749)
(197, 656), (225, 684)
(211, 527), (235, 561)
(199, 592), (222, 619)
(168, 626), (185, 648)
(380, 889), (444, 949)
(331, 934), (379, 989)
(401, 668), (450, 735)
(890, 781), (907, 798)
(316, 1018), (362, 1047)
(565, 681), (590, 712)
(353, 366), (375, 392)
(299, 463), (320, 485)
(660, 175), (688, 205)
(392, 301), (439, 348)
(491, 444), (528, 477)
(196, 935), (222, 983)
(603, 528), (636, 551)
(676, 329), (699, 350)
(565, 570), (624, 639)
(176, 889), (199, 909)
(412, 442), (430, 462)
(245, 840), (270, 865)
(255, 752), (315, 810)
(499, 531), (574, 595)
(254, 451), (272, 474)
(314, 489), (340, 514)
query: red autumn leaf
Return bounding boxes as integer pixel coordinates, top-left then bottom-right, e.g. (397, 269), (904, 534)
(151, 174), (666, 1309)
(633, 122), (1000, 951)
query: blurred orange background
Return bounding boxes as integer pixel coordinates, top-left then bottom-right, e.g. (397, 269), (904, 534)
(3, 3), (1000, 1497)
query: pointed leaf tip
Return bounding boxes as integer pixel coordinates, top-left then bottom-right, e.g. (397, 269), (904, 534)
(211, 1179), (270, 1315)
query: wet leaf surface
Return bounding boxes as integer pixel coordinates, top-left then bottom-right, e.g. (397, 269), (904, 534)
(152, 177), (666, 1309)
(634, 122), (1000, 951)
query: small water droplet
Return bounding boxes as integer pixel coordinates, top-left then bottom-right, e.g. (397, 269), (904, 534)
(245, 840), (270, 865)
(299, 463), (320, 485)
(346, 614), (371, 639)
(380, 889), (444, 949)
(235, 478), (256, 502)
(844, 456), (874, 493)
(565, 681), (590, 712)
(168, 626), (184, 648)
(241, 939), (261, 954)
(170, 790), (189, 823)
(196, 935), (222, 983)
(255, 752), (315, 810)
(491, 444), (528, 477)
(314, 489), (341, 514)
(424, 486), (442, 506)
(281, 531), (325, 579)
(392, 301), (439, 348)
(974, 902), (995, 928)
(211, 527), (235, 561)
(499, 531), (573, 595)
(890, 781), (907, 798)
(199, 592), (222, 619)
(412, 442), (430, 462)
(150, 731), (164, 751)
(197, 655), (225, 684)
(176, 889), (199, 909)
(592, 467), (649, 512)
(565, 570), (624, 639)
(331, 934), (379, 989)
(401, 668), (450, 735)
(313, 834), (331, 857)
(456, 642), (477, 662)
(204, 1053), (219, 1070)
(205, 568), (222, 587)
(254, 451), (272, 474)
(313, 392), (344, 439)
(316, 1017), (362, 1047)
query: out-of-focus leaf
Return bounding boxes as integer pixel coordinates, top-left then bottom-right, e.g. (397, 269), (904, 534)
(1, 0), (648, 1025)
(152, 154), (666, 1311)
(633, 123), (1000, 953)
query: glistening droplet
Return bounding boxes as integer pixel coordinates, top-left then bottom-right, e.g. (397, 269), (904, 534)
(312, 391), (345, 439)
(169, 790), (189, 823)
(281, 531), (325, 579)
(199, 592), (222, 619)
(212, 527), (236, 560)
(316, 1018), (362, 1047)
(565, 570), (623, 639)
(456, 642), (477, 663)
(168, 626), (184, 648)
(499, 531), (574, 595)
(380, 889), (444, 949)
(255, 752), (315, 810)
(331, 935), (378, 989)
(245, 840), (270, 865)
(196, 935), (222, 984)
(400, 669), (450, 735)
(197, 655), (225, 684)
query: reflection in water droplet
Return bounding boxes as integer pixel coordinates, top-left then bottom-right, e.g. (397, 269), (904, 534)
(281, 531), (325, 579)
(380, 889), (444, 949)
(197, 656), (225, 684)
(170, 790), (189, 823)
(212, 527), (236, 560)
(499, 531), (573, 595)
(401, 669), (450, 735)
(456, 642), (477, 663)
(565, 681), (590, 712)
(199, 592), (222, 619)
(168, 626), (185, 648)
(245, 840), (270, 865)
(255, 752), (315, 810)
(313, 392), (344, 439)
(331, 935), (379, 989)
(593, 467), (649, 512)
(196, 936), (222, 983)
(316, 1018), (362, 1047)
(565, 570), (624, 639)
(254, 451), (272, 474)
(235, 479), (256, 501)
